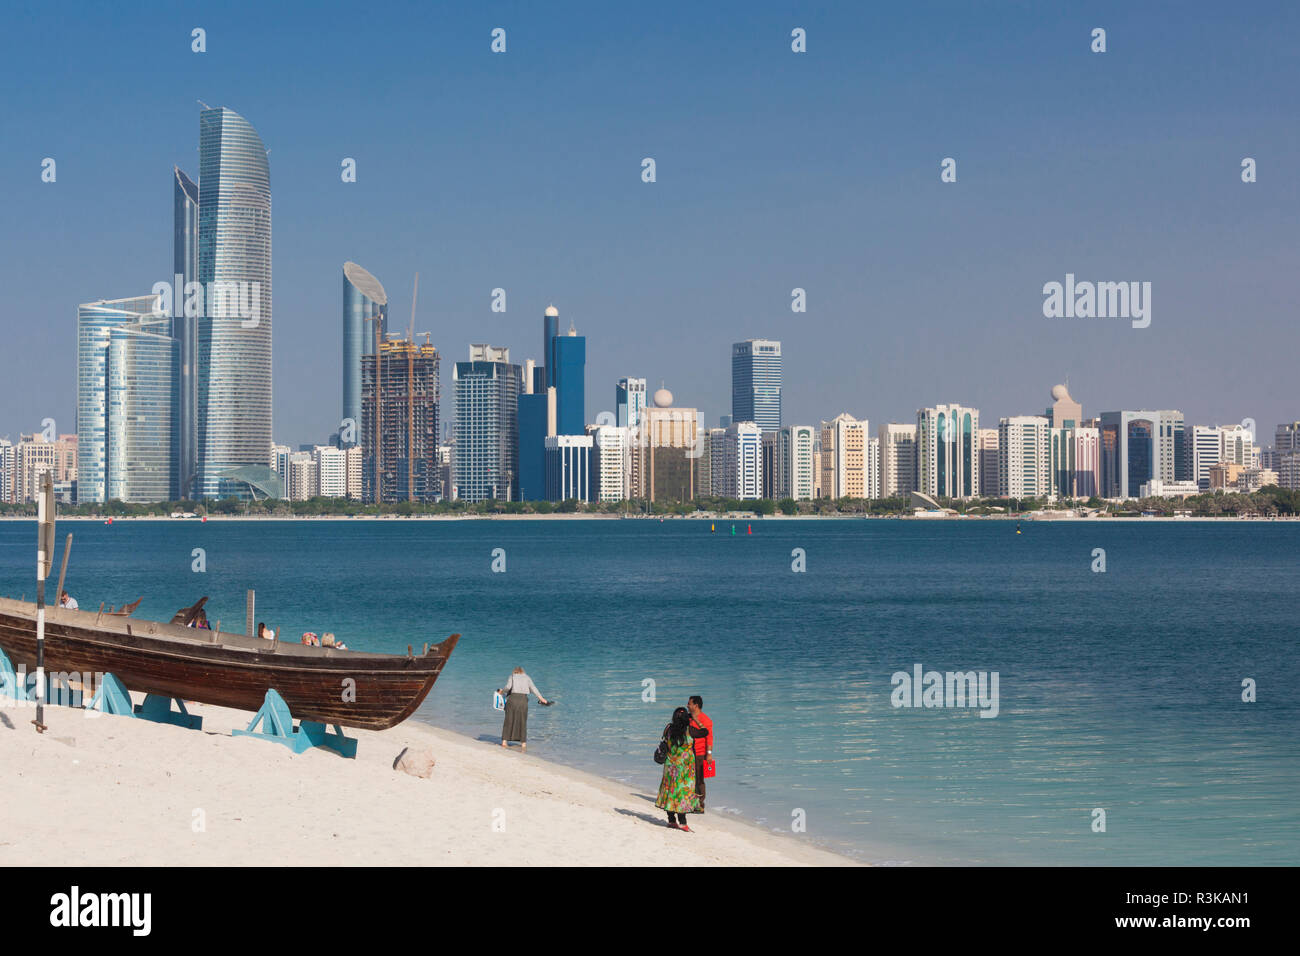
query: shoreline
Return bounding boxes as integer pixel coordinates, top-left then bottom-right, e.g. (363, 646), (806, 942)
(0, 697), (857, 867)
(1, 513), (1295, 522)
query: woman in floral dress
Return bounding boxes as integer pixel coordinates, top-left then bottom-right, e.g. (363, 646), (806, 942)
(655, 707), (709, 830)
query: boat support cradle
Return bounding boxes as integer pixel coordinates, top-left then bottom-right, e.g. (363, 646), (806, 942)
(232, 688), (357, 758)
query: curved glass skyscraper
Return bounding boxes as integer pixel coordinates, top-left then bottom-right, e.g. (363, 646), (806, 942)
(342, 261), (388, 440)
(173, 166), (199, 498)
(196, 107), (271, 499)
(77, 296), (177, 503)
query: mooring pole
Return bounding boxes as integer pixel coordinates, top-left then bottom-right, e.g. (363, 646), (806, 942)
(33, 472), (53, 733)
(246, 589), (255, 637)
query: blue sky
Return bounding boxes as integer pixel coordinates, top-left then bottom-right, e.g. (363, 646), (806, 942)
(1, 0), (1296, 447)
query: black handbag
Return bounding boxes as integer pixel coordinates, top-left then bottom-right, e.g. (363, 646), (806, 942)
(653, 734), (669, 765)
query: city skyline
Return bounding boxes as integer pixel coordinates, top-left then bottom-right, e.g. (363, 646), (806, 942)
(2, 3), (1297, 450)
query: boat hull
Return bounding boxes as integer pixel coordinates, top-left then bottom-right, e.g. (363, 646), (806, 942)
(0, 598), (456, 731)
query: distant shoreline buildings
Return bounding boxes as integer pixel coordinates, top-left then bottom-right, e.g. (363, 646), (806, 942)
(6, 109), (1298, 510)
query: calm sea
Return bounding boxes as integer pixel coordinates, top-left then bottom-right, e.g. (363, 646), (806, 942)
(2, 516), (1296, 865)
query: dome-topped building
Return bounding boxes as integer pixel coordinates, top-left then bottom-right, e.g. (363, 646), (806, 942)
(653, 385), (674, 408)
(1046, 382), (1082, 428)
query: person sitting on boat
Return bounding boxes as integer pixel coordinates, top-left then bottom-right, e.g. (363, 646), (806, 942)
(194, 609), (211, 630)
(300, 631), (320, 646)
(321, 632), (348, 650)
(257, 622), (274, 640)
(59, 590), (78, 610)
(498, 667), (549, 752)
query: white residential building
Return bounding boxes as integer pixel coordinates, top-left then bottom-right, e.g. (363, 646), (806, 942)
(779, 425), (816, 501)
(589, 424), (629, 502)
(713, 421), (762, 500)
(878, 423), (917, 498)
(286, 452), (318, 501)
(313, 445), (347, 498)
(998, 416), (1051, 498)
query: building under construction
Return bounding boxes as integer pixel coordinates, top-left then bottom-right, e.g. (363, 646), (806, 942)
(361, 335), (440, 502)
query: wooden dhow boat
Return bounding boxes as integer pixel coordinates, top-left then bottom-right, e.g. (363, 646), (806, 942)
(0, 596), (459, 731)
(0, 477), (458, 732)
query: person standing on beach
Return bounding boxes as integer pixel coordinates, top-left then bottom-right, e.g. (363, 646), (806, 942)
(656, 707), (709, 830)
(499, 666), (548, 752)
(688, 695), (713, 811)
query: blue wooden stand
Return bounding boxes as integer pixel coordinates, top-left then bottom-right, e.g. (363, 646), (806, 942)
(135, 693), (202, 729)
(0, 647), (24, 701)
(88, 673), (203, 730)
(232, 689), (357, 758)
(0, 647), (77, 706)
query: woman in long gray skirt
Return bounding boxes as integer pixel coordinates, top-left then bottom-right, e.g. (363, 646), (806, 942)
(499, 666), (548, 751)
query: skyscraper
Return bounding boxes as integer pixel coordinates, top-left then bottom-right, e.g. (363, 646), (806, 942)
(343, 262), (388, 441)
(173, 167), (199, 499)
(195, 106), (272, 500)
(1098, 410), (1186, 499)
(616, 377), (647, 429)
(361, 335), (440, 502)
(731, 339), (782, 432)
(77, 296), (177, 503)
(917, 404), (980, 499)
(454, 345), (522, 501)
(550, 318), (586, 436)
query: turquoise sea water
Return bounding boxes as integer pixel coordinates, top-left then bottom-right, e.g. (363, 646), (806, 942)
(1, 517), (1296, 865)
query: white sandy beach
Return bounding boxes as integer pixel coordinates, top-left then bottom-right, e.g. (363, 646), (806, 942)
(0, 698), (854, 867)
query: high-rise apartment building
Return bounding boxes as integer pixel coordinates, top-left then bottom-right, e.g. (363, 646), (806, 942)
(917, 404), (980, 500)
(313, 444), (346, 498)
(454, 345), (522, 502)
(77, 295), (177, 503)
(712, 421), (762, 500)
(977, 428), (1000, 496)
(1276, 422), (1300, 457)
(998, 416), (1051, 498)
(589, 424), (629, 502)
(731, 339), (782, 432)
(12, 434), (77, 504)
(819, 414), (871, 500)
(878, 423), (918, 498)
(778, 425), (816, 501)
(0, 439), (13, 504)
(195, 106), (272, 500)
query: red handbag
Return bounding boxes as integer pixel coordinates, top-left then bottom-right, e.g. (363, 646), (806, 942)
(702, 758), (716, 778)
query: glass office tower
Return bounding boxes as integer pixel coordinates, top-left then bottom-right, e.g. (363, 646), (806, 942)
(453, 346), (522, 502)
(173, 166), (199, 498)
(343, 261), (388, 441)
(77, 296), (177, 503)
(196, 106), (272, 500)
(731, 339), (782, 432)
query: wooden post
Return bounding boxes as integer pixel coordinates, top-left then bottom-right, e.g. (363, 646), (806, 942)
(245, 589), (255, 637)
(55, 533), (73, 608)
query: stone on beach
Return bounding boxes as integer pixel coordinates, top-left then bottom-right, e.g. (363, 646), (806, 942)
(393, 745), (435, 778)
